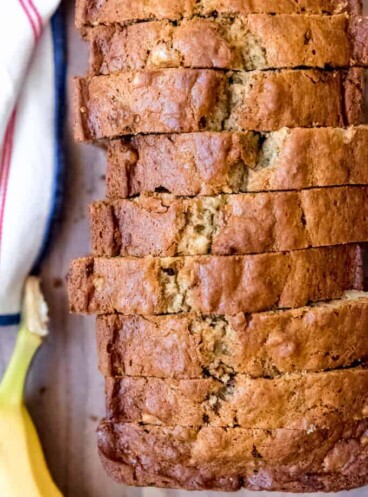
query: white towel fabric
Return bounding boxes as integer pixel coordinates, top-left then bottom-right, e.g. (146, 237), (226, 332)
(0, 1), (65, 325)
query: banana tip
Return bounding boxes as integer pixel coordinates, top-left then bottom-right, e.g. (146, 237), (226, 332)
(23, 277), (49, 337)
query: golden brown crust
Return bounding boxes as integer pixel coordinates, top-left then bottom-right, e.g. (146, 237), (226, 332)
(68, 246), (363, 315)
(76, 0), (363, 29)
(90, 187), (368, 257)
(73, 68), (365, 140)
(105, 369), (368, 429)
(96, 296), (368, 378)
(97, 420), (368, 492)
(88, 16), (368, 75)
(106, 127), (368, 197)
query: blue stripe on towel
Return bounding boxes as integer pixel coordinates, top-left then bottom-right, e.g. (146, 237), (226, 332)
(0, 313), (21, 326)
(32, 5), (67, 274)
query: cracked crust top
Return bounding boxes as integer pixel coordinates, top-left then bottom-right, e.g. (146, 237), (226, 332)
(76, 0), (363, 29)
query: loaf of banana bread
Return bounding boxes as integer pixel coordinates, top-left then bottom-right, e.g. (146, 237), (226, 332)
(73, 68), (365, 140)
(104, 369), (368, 429)
(76, 0), (363, 29)
(88, 16), (368, 74)
(71, 1), (368, 491)
(68, 245), (363, 315)
(90, 187), (368, 257)
(106, 127), (368, 197)
(97, 420), (368, 491)
(96, 294), (368, 378)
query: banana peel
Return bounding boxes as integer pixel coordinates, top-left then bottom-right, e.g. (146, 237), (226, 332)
(0, 278), (63, 497)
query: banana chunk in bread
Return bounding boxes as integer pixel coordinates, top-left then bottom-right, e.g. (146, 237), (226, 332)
(98, 420), (368, 492)
(68, 245), (363, 315)
(106, 127), (368, 197)
(105, 369), (368, 429)
(76, 0), (363, 29)
(73, 68), (366, 140)
(88, 16), (368, 75)
(90, 186), (368, 257)
(96, 294), (368, 379)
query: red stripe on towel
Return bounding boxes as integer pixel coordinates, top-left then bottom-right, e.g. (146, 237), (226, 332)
(0, 111), (17, 257)
(18, 0), (39, 40)
(28, 0), (43, 35)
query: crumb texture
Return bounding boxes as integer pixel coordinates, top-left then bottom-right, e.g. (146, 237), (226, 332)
(68, 245), (363, 315)
(88, 16), (368, 75)
(96, 295), (368, 378)
(90, 186), (368, 257)
(104, 369), (368, 429)
(73, 68), (366, 140)
(106, 127), (368, 197)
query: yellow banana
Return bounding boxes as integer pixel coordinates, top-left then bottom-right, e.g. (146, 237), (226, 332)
(0, 278), (63, 497)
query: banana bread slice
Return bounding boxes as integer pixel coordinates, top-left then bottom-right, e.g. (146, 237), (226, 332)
(88, 16), (368, 75)
(68, 245), (363, 315)
(90, 187), (368, 257)
(76, 0), (363, 29)
(106, 127), (368, 197)
(96, 293), (368, 379)
(104, 369), (368, 429)
(73, 68), (365, 140)
(97, 420), (368, 492)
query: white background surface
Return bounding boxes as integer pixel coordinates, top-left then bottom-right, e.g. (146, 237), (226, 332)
(1, 0), (368, 495)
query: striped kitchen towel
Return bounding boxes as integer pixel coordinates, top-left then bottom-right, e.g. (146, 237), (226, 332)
(0, 1), (66, 325)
